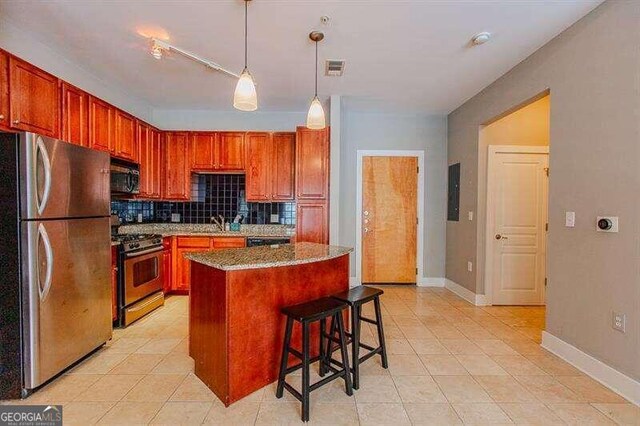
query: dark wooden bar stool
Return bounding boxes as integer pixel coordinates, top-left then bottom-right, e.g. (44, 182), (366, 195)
(330, 286), (388, 389)
(276, 297), (353, 422)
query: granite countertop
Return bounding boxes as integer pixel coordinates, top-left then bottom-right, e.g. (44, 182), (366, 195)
(184, 242), (353, 271)
(118, 223), (295, 238)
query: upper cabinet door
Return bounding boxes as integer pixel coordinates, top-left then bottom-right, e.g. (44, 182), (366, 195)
(60, 82), (89, 147)
(271, 132), (295, 201)
(88, 96), (114, 153)
(9, 57), (59, 137)
(137, 121), (151, 197)
(295, 126), (329, 200)
(0, 50), (9, 131)
(191, 132), (217, 171)
(114, 110), (137, 162)
(218, 132), (245, 170)
(164, 132), (191, 200)
(150, 128), (163, 198)
(245, 132), (272, 202)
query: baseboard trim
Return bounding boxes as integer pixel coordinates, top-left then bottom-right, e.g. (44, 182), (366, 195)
(541, 331), (640, 406)
(418, 277), (445, 287)
(444, 279), (488, 306)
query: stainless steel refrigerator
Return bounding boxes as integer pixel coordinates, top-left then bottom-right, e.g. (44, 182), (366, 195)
(0, 132), (112, 398)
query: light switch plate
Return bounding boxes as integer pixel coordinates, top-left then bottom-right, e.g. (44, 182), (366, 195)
(171, 213), (181, 223)
(467, 261), (473, 272)
(468, 211), (473, 221)
(270, 214), (279, 223)
(565, 212), (575, 227)
(612, 312), (626, 332)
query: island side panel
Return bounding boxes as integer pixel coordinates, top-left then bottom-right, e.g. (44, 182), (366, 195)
(190, 262), (229, 403)
(226, 254), (349, 404)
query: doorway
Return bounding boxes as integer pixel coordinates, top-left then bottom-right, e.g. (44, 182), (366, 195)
(355, 151), (424, 285)
(486, 146), (549, 305)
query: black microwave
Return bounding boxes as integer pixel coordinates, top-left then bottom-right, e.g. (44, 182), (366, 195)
(110, 160), (140, 195)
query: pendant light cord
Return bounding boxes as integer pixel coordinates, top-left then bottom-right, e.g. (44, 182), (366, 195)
(314, 40), (318, 97)
(244, 0), (248, 69)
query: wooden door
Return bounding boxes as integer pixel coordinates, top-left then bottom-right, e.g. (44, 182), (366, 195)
(149, 128), (163, 198)
(296, 201), (328, 244)
(60, 82), (89, 146)
(218, 132), (245, 170)
(137, 121), (151, 197)
(9, 57), (59, 137)
(489, 151), (548, 305)
(191, 132), (217, 171)
(245, 132), (272, 201)
(362, 156), (418, 284)
(114, 110), (137, 161)
(296, 126), (329, 200)
(164, 131), (191, 200)
(271, 132), (295, 201)
(0, 50), (9, 131)
(89, 96), (114, 153)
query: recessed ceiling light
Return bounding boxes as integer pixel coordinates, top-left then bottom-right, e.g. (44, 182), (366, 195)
(471, 32), (491, 45)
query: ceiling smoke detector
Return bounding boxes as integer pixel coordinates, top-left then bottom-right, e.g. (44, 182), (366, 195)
(325, 60), (345, 76)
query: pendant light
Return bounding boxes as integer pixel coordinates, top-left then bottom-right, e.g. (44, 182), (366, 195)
(233, 0), (257, 111)
(306, 31), (326, 129)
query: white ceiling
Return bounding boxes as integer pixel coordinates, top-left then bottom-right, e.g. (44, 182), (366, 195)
(0, 0), (602, 114)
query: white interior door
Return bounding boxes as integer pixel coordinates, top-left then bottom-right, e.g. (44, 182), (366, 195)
(489, 150), (548, 305)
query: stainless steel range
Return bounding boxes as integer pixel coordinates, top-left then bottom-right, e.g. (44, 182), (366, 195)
(114, 234), (165, 326)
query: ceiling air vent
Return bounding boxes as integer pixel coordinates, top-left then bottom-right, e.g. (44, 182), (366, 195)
(325, 60), (345, 76)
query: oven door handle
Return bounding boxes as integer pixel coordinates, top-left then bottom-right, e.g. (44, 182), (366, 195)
(125, 247), (163, 258)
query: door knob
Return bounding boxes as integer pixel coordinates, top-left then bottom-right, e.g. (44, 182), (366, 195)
(495, 234), (508, 240)
(363, 211), (369, 216)
(364, 227), (369, 233)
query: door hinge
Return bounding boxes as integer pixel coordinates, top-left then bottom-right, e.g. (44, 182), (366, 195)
(544, 167), (549, 177)
(545, 278), (547, 287)
(416, 217), (419, 225)
(545, 223), (548, 231)
(416, 268), (418, 274)
(417, 166), (419, 173)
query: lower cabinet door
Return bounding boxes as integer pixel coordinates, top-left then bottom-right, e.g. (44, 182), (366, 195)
(296, 201), (328, 244)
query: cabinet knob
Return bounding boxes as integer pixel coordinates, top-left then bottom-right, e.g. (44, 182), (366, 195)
(13, 119), (20, 125)
(0, 114), (4, 120)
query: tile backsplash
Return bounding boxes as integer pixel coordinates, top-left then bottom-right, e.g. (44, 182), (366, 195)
(111, 174), (296, 225)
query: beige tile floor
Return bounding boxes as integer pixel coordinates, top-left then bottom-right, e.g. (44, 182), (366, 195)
(2, 287), (639, 425)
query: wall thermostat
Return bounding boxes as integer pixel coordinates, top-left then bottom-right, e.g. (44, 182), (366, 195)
(596, 216), (618, 232)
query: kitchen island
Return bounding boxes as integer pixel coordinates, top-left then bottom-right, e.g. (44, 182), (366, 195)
(185, 242), (352, 406)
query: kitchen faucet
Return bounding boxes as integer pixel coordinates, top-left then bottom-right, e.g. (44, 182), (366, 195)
(210, 215), (225, 231)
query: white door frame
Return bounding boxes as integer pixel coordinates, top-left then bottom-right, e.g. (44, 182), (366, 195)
(355, 150), (425, 285)
(484, 145), (549, 305)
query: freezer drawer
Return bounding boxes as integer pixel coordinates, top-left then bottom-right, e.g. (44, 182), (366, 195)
(20, 133), (110, 220)
(22, 217), (112, 389)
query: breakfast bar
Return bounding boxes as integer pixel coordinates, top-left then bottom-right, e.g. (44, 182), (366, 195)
(185, 242), (352, 406)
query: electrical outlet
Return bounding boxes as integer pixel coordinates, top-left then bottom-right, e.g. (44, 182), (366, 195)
(467, 261), (473, 272)
(565, 211), (575, 227)
(137, 213), (143, 223)
(612, 312), (626, 333)
(468, 211), (473, 221)
(270, 214), (279, 223)
(171, 213), (181, 223)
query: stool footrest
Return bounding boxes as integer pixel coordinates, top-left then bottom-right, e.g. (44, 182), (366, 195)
(282, 382), (302, 401)
(288, 348), (303, 360)
(284, 355), (323, 375)
(359, 346), (382, 363)
(359, 342), (376, 352)
(358, 316), (377, 325)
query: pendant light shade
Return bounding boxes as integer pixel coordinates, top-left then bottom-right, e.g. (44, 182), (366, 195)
(307, 31), (325, 130)
(234, 0), (257, 111)
(234, 68), (257, 111)
(306, 96), (325, 129)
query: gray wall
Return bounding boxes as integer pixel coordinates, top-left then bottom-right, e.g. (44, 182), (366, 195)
(151, 109), (307, 131)
(446, 0), (639, 380)
(339, 109), (448, 279)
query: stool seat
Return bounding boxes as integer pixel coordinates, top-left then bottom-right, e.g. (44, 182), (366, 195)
(281, 297), (347, 322)
(332, 286), (383, 305)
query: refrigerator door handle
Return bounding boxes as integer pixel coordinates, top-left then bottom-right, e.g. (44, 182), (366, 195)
(35, 136), (52, 215)
(37, 223), (54, 301)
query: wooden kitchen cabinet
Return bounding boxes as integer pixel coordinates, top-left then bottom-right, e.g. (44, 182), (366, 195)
(271, 132), (295, 200)
(245, 132), (272, 201)
(114, 109), (137, 161)
(245, 132), (295, 202)
(88, 96), (115, 153)
(218, 131), (245, 170)
(0, 50), (9, 131)
(295, 126), (329, 200)
(212, 237), (246, 249)
(296, 201), (329, 244)
(60, 82), (89, 146)
(149, 127), (163, 198)
(162, 237), (172, 294)
(164, 131), (191, 200)
(191, 132), (217, 171)
(111, 245), (118, 322)
(9, 57), (59, 137)
(138, 123), (162, 199)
